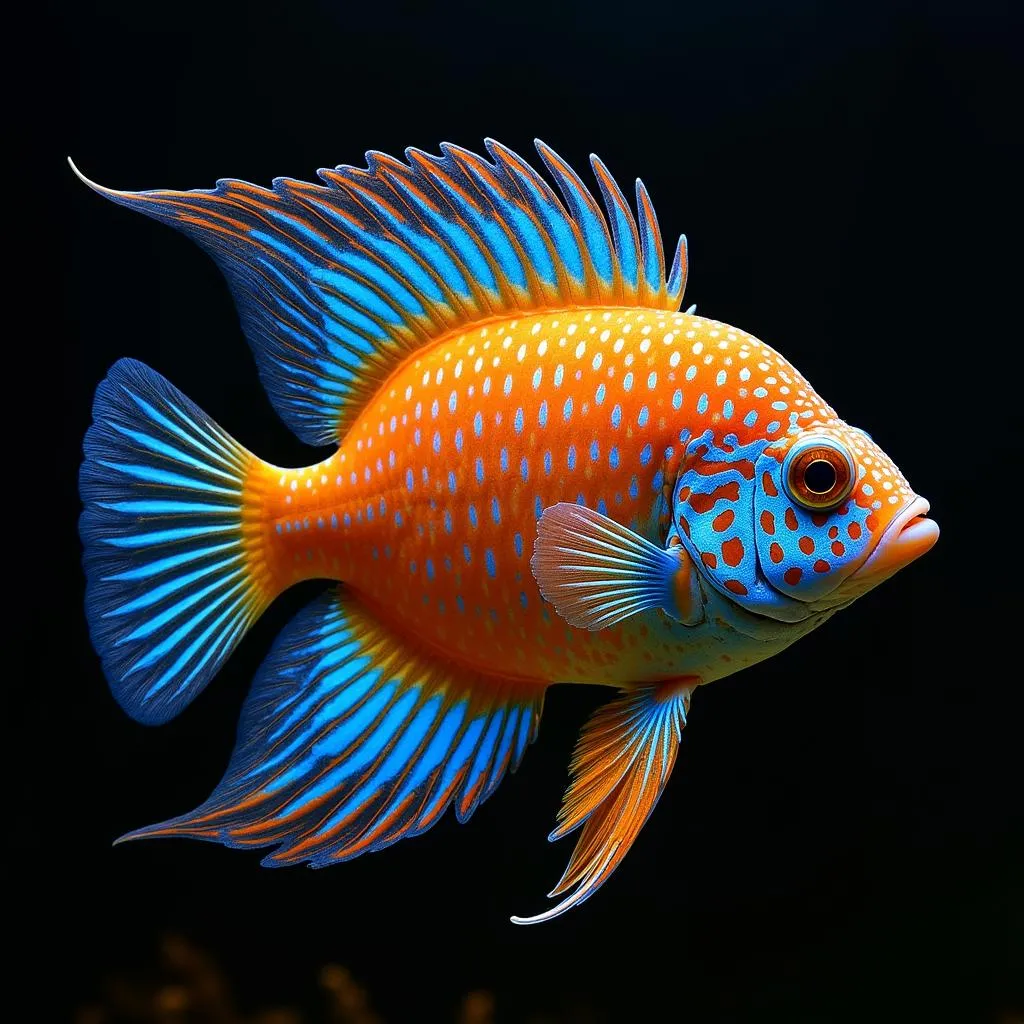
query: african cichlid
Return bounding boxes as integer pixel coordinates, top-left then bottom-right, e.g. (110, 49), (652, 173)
(74, 139), (938, 923)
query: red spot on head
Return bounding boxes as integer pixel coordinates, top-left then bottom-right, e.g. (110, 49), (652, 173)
(813, 558), (831, 573)
(677, 485), (692, 502)
(721, 537), (745, 567)
(769, 541), (784, 564)
(760, 510), (776, 535)
(798, 535), (815, 555)
(831, 540), (846, 557)
(724, 579), (748, 596)
(701, 551), (718, 569)
(784, 508), (799, 531)
(847, 521), (862, 540)
(762, 471), (778, 497)
(783, 566), (802, 586)
(712, 509), (735, 533)
(866, 512), (879, 532)
(828, 525), (839, 539)
(689, 482), (741, 514)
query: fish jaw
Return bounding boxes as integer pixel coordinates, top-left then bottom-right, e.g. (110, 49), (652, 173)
(822, 496), (938, 604)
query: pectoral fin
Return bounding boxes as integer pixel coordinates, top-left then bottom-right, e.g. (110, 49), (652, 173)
(511, 678), (696, 925)
(530, 503), (702, 630)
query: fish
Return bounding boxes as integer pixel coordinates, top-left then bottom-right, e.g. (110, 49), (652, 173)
(73, 139), (938, 924)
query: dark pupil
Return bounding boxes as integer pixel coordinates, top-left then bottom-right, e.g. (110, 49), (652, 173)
(804, 459), (837, 494)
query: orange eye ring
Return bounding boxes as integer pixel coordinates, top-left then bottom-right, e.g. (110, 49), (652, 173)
(782, 437), (855, 511)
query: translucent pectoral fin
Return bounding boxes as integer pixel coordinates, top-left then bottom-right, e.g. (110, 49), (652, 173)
(511, 679), (696, 925)
(530, 502), (701, 630)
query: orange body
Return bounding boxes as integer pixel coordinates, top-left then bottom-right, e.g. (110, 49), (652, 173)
(249, 306), (830, 687)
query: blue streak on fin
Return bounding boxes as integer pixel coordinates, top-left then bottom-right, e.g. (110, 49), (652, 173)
(530, 502), (698, 630)
(511, 681), (694, 925)
(69, 143), (687, 447)
(80, 358), (271, 725)
(116, 588), (545, 865)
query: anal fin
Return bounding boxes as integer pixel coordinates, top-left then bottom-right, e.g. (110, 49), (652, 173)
(118, 587), (544, 865)
(511, 679), (696, 925)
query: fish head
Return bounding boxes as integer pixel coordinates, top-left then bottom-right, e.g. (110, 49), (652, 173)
(673, 423), (938, 624)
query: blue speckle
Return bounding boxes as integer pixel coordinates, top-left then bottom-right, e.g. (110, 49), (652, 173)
(475, 457), (484, 484)
(330, 513), (338, 529)
(468, 504), (478, 528)
(567, 445), (577, 471)
(431, 398), (439, 418)
(697, 393), (708, 414)
(723, 399), (734, 419)
(409, 560), (417, 574)
(767, 420), (781, 434)
(590, 438), (600, 462)
(716, 370), (727, 386)
(539, 400), (548, 428)
(473, 411), (483, 437)
(519, 591), (528, 609)
(563, 396), (573, 421)
(456, 594), (466, 613)
(555, 364), (564, 387)
(672, 389), (683, 410)
(432, 431), (441, 454)
(611, 404), (622, 428)
(609, 446), (620, 469)
(640, 443), (652, 465)
(455, 427), (464, 452)
(345, 512), (353, 527)
(629, 475), (639, 499)
(405, 468), (414, 491)
(491, 496), (502, 524)
(449, 391), (457, 413)
(485, 550), (496, 578)
(686, 365), (697, 381)
(576, 493), (586, 505)
(754, 386), (768, 398)
(544, 450), (552, 475)
(504, 374), (513, 396)
(463, 544), (472, 563)
(647, 371), (657, 389)
(532, 366), (542, 389)
(534, 495), (543, 518)
(638, 405), (649, 427)
(443, 509), (453, 533)
(520, 457), (529, 483)
(514, 408), (524, 434)
(743, 409), (758, 427)
(426, 558), (435, 580)
(394, 511), (402, 527)
(514, 532), (523, 558)
(623, 371), (634, 391)
(379, 498), (387, 516)
(414, 428), (421, 446)
(500, 447), (509, 473)
(772, 400), (788, 411)
(448, 470), (457, 493)
(595, 382), (606, 404)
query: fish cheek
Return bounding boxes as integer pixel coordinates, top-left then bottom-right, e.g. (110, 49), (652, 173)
(671, 440), (779, 610)
(753, 450), (875, 600)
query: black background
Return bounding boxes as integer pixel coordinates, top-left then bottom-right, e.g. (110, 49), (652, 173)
(39, 1), (1022, 1021)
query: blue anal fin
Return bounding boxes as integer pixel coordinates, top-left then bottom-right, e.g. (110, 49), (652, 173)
(117, 588), (545, 865)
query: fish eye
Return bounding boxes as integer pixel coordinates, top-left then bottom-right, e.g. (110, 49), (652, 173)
(782, 437), (855, 511)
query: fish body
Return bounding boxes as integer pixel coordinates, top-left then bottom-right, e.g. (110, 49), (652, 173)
(74, 140), (937, 923)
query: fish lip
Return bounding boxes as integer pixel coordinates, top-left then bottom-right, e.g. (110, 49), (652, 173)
(849, 496), (939, 584)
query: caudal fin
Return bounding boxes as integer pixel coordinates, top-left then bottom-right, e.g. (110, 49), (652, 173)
(80, 358), (275, 725)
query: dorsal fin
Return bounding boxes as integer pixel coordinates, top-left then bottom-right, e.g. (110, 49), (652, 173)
(69, 140), (688, 446)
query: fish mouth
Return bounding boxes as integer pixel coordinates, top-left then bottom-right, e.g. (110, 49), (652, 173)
(848, 496), (939, 586)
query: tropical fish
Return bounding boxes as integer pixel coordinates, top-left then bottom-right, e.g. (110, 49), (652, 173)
(73, 139), (938, 924)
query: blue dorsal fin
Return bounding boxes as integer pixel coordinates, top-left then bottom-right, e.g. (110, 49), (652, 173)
(69, 141), (687, 446)
(116, 588), (544, 864)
